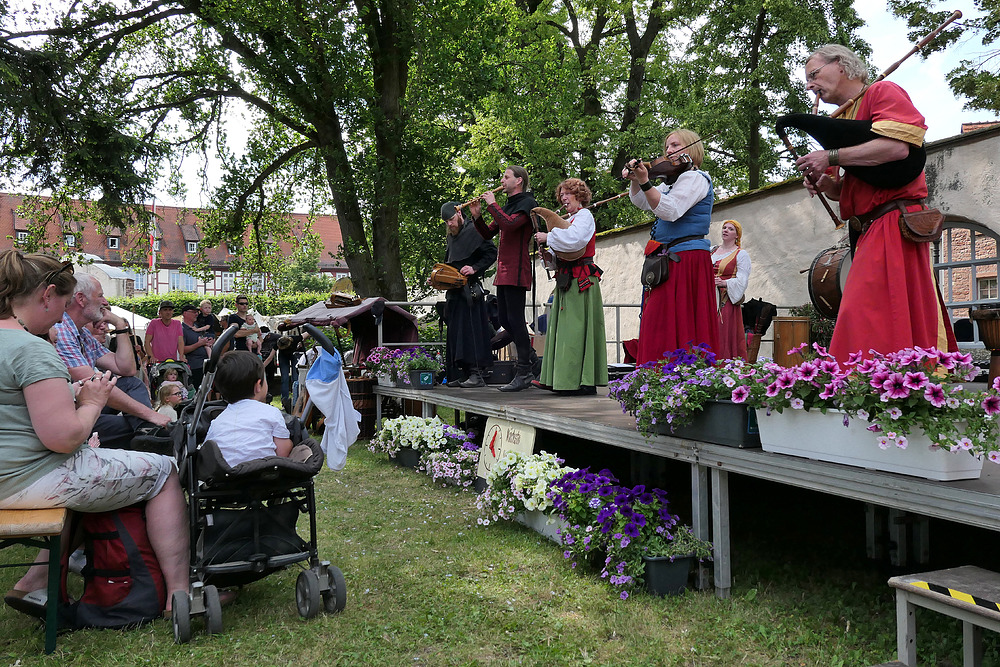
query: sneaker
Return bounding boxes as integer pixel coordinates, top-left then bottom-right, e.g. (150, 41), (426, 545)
(459, 373), (485, 388)
(499, 372), (534, 392)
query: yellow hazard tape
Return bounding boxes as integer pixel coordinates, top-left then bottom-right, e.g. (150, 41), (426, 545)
(912, 580), (1000, 613)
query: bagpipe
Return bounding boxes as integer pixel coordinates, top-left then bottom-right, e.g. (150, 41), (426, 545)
(775, 9), (963, 230)
(774, 113), (926, 190)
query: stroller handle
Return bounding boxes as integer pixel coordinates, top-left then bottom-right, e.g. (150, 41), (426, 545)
(301, 323), (339, 358)
(203, 324), (240, 374)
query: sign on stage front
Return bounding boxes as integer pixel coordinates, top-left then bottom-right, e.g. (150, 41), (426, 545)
(476, 418), (536, 482)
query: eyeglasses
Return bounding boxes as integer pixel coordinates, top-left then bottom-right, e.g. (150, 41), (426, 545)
(236, 301), (249, 306)
(41, 261), (74, 286)
(168, 391), (183, 397)
(807, 60), (835, 82)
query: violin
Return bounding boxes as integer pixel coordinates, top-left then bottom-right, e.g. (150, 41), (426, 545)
(624, 153), (696, 185)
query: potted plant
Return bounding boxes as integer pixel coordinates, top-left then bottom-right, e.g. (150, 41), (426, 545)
(736, 344), (1000, 480)
(476, 451), (574, 541)
(422, 426), (481, 488)
(641, 525), (713, 597)
(365, 346), (397, 386)
(547, 468), (682, 599)
(608, 344), (760, 447)
(368, 415), (457, 468)
(399, 347), (442, 389)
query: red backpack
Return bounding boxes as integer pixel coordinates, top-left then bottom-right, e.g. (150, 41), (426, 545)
(60, 505), (167, 629)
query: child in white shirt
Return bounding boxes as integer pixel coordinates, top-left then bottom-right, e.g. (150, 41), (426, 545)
(206, 351), (292, 467)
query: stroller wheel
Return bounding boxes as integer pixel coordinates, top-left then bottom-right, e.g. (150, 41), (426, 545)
(323, 565), (347, 614)
(204, 585), (223, 635)
(295, 569), (321, 619)
(172, 591), (192, 644)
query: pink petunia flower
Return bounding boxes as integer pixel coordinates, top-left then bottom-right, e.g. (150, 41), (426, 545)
(924, 383), (946, 407)
(983, 395), (1000, 416)
(731, 386), (749, 404)
(902, 372), (928, 390)
(881, 373), (910, 399)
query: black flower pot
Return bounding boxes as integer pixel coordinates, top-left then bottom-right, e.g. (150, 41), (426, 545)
(643, 554), (694, 596)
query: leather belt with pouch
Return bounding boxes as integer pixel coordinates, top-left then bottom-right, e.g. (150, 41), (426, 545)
(641, 234), (703, 290)
(848, 198), (943, 243)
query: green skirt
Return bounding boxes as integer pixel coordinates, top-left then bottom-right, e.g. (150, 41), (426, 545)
(539, 278), (608, 391)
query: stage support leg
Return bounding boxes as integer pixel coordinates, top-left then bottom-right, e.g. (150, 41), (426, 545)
(691, 464), (710, 590)
(711, 467), (731, 599)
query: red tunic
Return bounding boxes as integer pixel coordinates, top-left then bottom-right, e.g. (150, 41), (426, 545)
(829, 81), (957, 361)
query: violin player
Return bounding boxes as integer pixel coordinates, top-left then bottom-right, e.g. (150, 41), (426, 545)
(470, 166), (539, 392)
(622, 129), (719, 364)
(439, 202), (497, 388)
(795, 44), (956, 361)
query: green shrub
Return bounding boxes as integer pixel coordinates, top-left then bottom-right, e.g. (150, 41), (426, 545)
(108, 291), (330, 319)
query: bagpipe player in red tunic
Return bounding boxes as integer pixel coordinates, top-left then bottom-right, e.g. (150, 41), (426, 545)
(794, 44), (956, 362)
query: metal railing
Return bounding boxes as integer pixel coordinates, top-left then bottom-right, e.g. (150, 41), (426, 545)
(372, 299), (804, 363)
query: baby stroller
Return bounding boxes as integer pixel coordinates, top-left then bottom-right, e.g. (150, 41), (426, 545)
(170, 324), (346, 643)
(151, 359), (192, 397)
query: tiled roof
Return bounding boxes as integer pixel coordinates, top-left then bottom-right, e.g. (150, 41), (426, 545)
(0, 192), (347, 271)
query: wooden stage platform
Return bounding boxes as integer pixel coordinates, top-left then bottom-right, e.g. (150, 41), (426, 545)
(374, 384), (1000, 599)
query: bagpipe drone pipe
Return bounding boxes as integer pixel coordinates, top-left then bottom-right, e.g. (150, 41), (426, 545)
(775, 113), (926, 190)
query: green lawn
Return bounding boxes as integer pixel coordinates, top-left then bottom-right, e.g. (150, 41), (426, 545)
(2, 441), (999, 665)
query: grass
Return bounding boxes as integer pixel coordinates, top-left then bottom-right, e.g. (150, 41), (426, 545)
(3, 435), (1000, 665)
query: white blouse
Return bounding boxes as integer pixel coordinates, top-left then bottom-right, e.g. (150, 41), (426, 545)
(711, 246), (752, 304)
(628, 170), (710, 222)
(547, 208), (595, 254)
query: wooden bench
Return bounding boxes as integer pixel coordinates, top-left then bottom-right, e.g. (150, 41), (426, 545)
(889, 566), (1000, 667)
(0, 508), (67, 654)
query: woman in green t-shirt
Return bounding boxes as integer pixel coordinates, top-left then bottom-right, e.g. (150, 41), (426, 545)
(0, 250), (189, 616)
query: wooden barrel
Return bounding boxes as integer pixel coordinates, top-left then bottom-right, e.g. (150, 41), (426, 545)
(772, 316), (811, 367)
(347, 377), (377, 439)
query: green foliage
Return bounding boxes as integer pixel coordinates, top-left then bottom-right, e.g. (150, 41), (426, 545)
(789, 302), (836, 348)
(108, 291), (329, 319)
(889, 0), (1000, 113)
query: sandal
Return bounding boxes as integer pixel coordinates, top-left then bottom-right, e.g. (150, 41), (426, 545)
(4, 588), (47, 619)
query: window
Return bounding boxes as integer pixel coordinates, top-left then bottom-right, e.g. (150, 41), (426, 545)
(153, 239), (161, 251)
(979, 277), (998, 301)
(122, 270), (147, 291)
(64, 234), (76, 247)
(250, 273), (265, 291)
(107, 237), (120, 249)
(935, 221), (1000, 345)
(227, 243), (236, 255)
(221, 272), (235, 293)
(168, 270), (199, 293)
(186, 241), (198, 253)
(15, 231), (28, 244)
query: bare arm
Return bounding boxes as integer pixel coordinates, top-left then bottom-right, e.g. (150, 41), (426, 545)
(176, 334), (187, 362)
(274, 436), (293, 458)
(24, 372), (116, 453)
(65, 365), (170, 427)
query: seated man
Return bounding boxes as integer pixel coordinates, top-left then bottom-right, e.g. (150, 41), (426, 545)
(53, 274), (170, 448)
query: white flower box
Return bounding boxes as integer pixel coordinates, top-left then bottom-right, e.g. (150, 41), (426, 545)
(758, 409), (985, 481)
(515, 510), (568, 544)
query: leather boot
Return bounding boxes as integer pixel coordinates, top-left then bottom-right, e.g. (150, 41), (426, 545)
(499, 371), (534, 392)
(460, 372), (486, 388)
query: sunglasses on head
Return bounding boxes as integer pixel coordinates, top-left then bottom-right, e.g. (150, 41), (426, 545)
(41, 261), (74, 286)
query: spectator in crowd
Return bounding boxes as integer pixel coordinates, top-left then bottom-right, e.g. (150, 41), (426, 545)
(144, 301), (186, 364)
(53, 275), (170, 448)
(220, 295), (258, 352)
(180, 304), (211, 388)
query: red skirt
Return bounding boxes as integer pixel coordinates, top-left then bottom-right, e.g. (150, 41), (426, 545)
(830, 210), (956, 361)
(717, 298), (747, 360)
(636, 250), (720, 364)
